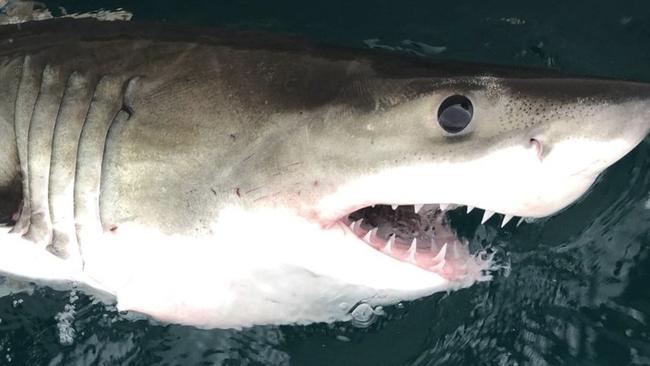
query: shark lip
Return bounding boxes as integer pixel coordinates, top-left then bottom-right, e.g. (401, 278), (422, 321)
(337, 204), (519, 281)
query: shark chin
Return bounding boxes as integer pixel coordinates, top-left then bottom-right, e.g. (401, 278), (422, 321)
(0, 18), (649, 329)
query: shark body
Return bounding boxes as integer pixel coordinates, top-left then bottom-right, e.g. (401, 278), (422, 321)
(0, 19), (648, 328)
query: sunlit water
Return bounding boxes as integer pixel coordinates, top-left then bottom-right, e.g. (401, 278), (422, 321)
(1, 1), (649, 365)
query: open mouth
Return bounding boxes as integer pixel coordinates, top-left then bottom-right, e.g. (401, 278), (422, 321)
(339, 204), (517, 282)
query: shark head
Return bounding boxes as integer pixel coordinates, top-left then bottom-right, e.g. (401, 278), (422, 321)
(310, 76), (650, 221)
(196, 71), (650, 327)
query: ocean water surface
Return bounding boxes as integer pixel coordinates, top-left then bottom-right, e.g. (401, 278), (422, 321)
(1, 1), (650, 365)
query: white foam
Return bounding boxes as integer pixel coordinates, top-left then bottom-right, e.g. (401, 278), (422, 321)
(0, 1), (132, 25)
(54, 291), (78, 346)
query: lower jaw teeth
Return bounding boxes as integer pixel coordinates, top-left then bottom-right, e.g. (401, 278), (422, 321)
(345, 206), (455, 271)
(343, 203), (518, 277)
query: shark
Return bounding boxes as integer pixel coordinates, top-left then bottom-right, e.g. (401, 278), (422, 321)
(0, 18), (648, 329)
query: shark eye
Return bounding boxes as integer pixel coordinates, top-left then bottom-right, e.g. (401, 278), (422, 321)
(437, 95), (473, 134)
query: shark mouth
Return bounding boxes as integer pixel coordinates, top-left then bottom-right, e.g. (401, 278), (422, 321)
(339, 204), (514, 282)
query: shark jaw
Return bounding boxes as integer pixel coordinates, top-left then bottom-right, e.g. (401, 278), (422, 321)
(290, 131), (645, 310)
(339, 204), (498, 283)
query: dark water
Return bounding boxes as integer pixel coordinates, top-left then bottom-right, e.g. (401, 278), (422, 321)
(1, 1), (650, 365)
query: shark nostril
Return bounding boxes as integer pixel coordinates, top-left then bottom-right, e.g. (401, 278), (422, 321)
(530, 137), (544, 160)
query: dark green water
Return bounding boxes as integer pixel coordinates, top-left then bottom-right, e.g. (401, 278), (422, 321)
(1, 1), (650, 365)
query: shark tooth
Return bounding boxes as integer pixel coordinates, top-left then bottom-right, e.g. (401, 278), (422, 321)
(363, 228), (377, 243)
(432, 243), (447, 262)
(466, 205), (474, 214)
(391, 204), (398, 210)
(383, 234), (395, 254)
(481, 210), (495, 224)
(501, 214), (514, 227)
(430, 260), (446, 272)
(517, 217), (526, 227)
(451, 241), (461, 258)
(414, 204), (424, 213)
(351, 219), (363, 232)
(407, 238), (417, 263)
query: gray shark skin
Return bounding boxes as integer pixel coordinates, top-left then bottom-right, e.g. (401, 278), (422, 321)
(0, 18), (649, 329)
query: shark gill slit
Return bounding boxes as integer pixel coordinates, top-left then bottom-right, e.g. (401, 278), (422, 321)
(24, 63), (67, 245)
(73, 74), (128, 267)
(99, 77), (138, 231)
(47, 71), (98, 262)
(0, 56), (22, 225)
(10, 55), (42, 235)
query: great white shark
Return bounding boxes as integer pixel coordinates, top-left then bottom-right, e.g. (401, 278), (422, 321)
(0, 18), (648, 329)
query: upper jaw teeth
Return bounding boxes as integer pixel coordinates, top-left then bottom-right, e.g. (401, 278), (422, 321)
(351, 203), (525, 228)
(481, 210), (495, 224)
(501, 214), (514, 227)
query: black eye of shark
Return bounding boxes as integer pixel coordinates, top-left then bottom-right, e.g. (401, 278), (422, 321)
(437, 95), (473, 134)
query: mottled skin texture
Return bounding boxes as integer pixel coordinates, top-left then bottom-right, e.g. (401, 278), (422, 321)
(0, 19), (649, 328)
